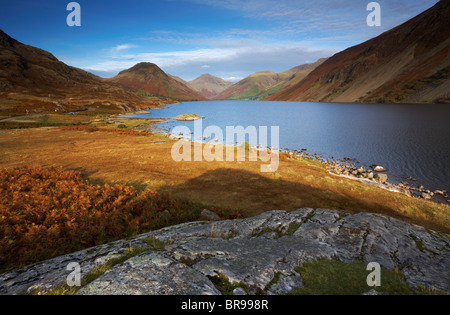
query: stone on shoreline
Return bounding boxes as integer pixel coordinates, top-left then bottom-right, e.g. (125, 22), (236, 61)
(373, 165), (387, 172)
(374, 173), (388, 183)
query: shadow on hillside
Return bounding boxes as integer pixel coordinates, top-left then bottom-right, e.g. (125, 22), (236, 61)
(67, 164), (447, 233)
(156, 167), (407, 220)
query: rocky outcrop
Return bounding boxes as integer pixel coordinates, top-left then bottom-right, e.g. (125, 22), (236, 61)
(1, 208), (449, 295)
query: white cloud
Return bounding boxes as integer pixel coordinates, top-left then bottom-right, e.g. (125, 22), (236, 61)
(222, 76), (243, 83)
(77, 0), (439, 81)
(182, 0), (439, 36)
(84, 39), (335, 79)
(112, 44), (138, 52)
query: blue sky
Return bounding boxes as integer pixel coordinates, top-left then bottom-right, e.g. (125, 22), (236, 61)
(0, 0), (439, 82)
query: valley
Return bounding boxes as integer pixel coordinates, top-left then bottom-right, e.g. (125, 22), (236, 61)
(0, 0), (448, 296)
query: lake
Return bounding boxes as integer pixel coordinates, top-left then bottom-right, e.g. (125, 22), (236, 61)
(126, 100), (450, 192)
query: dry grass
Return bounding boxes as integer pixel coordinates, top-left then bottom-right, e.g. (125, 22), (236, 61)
(0, 124), (448, 234)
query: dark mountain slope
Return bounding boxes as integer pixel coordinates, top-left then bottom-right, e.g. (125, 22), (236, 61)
(107, 63), (207, 101)
(266, 0), (450, 104)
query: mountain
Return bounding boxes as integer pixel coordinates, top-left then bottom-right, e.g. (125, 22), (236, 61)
(168, 74), (188, 85)
(187, 74), (233, 99)
(107, 63), (207, 101)
(266, 0), (450, 104)
(0, 30), (160, 117)
(258, 58), (327, 99)
(215, 59), (326, 100)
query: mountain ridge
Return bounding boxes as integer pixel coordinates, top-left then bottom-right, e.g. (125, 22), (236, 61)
(0, 30), (170, 117)
(1, 0), (448, 114)
(265, 0), (450, 103)
(215, 59), (326, 100)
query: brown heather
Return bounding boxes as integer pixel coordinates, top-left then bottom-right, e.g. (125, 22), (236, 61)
(0, 166), (244, 271)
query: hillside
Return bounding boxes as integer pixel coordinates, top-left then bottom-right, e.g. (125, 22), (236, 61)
(266, 0), (450, 103)
(168, 74), (188, 85)
(260, 58), (327, 99)
(215, 59), (326, 100)
(187, 73), (233, 99)
(0, 30), (162, 117)
(107, 62), (207, 101)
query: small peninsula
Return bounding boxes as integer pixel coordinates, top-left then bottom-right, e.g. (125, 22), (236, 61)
(175, 114), (205, 121)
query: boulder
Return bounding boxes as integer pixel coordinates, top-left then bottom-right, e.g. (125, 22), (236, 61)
(374, 173), (388, 183)
(200, 209), (221, 221)
(373, 165), (387, 172)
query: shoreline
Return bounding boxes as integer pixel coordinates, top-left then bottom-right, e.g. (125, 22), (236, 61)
(119, 106), (449, 205)
(162, 130), (449, 205)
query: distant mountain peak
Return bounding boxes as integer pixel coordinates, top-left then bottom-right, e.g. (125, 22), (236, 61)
(193, 73), (228, 82)
(118, 62), (163, 76)
(109, 63), (207, 101)
(187, 74), (233, 99)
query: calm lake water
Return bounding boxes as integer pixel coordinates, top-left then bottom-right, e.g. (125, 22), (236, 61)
(126, 100), (450, 192)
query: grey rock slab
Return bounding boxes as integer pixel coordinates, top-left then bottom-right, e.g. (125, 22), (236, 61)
(78, 252), (220, 295)
(1, 208), (449, 295)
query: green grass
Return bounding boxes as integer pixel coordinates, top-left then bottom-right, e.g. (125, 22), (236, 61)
(229, 85), (262, 100)
(144, 237), (168, 251)
(251, 221), (301, 238)
(265, 271), (283, 291)
(207, 272), (250, 295)
(40, 246), (148, 295)
(258, 85), (285, 99)
(288, 259), (446, 295)
(0, 121), (88, 130)
(285, 221), (301, 235)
